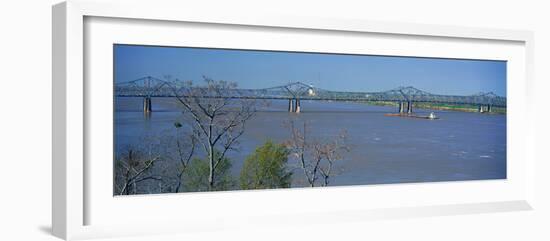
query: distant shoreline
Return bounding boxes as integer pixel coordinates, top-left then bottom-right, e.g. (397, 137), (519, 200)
(359, 101), (506, 114)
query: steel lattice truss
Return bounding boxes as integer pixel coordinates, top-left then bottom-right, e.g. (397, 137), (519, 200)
(115, 77), (506, 107)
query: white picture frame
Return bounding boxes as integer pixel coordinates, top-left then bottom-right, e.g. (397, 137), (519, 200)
(52, 0), (535, 240)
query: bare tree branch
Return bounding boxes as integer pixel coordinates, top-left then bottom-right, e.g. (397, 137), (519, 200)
(169, 76), (256, 190)
(284, 120), (350, 187)
(116, 148), (162, 195)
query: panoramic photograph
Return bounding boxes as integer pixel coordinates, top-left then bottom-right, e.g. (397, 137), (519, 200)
(113, 44), (507, 195)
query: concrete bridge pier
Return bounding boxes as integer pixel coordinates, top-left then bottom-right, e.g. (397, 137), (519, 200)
(398, 101), (405, 113)
(478, 104), (492, 113)
(288, 99), (298, 112)
(143, 96), (152, 113)
(407, 101), (413, 114)
(288, 98), (301, 113)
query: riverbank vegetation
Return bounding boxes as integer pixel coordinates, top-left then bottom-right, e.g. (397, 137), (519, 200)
(114, 125), (350, 195)
(114, 78), (351, 195)
(240, 140), (292, 190)
(361, 101), (506, 114)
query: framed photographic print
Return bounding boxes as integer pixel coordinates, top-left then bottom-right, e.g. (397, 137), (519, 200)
(52, 0), (535, 240)
(112, 44), (510, 195)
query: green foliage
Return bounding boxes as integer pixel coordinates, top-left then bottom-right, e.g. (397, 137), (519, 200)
(240, 140), (292, 190)
(183, 150), (235, 192)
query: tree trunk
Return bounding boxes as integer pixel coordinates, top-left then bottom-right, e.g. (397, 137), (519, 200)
(208, 144), (215, 190)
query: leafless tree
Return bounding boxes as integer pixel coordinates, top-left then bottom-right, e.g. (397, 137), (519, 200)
(172, 122), (197, 192)
(314, 130), (349, 186)
(284, 120), (317, 187)
(170, 76), (256, 190)
(284, 120), (349, 187)
(114, 147), (162, 195)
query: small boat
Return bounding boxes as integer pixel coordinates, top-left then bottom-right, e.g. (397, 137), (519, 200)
(428, 112), (437, 119)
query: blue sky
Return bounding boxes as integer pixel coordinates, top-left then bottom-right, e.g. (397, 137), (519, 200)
(114, 44), (507, 96)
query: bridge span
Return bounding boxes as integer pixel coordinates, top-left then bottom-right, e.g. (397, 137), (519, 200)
(115, 76), (506, 114)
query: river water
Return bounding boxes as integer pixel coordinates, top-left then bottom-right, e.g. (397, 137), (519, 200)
(115, 97), (506, 187)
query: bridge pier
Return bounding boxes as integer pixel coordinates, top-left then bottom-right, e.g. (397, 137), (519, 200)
(143, 96), (152, 113)
(398, 101), (405, 113)
(478, 104), (492, 113)
(288, 98), (301, 113)
(407, 101), (413, 114)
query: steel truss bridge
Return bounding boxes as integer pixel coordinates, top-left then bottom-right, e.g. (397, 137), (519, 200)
(115, 76), (506, 113)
